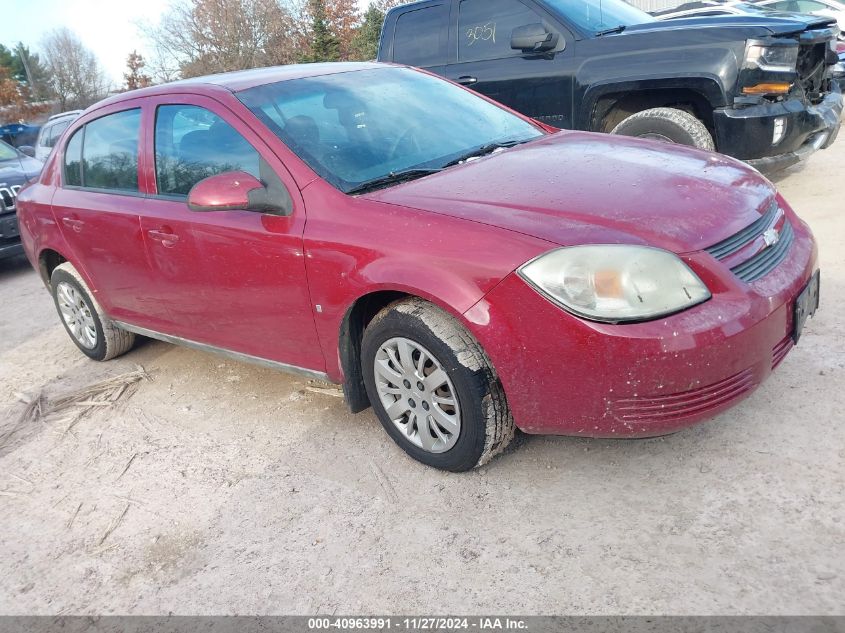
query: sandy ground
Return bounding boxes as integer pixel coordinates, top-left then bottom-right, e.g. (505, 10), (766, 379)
(0, 141), (843, 617)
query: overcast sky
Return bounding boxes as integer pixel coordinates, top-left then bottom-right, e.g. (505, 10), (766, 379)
(0, 0), (373, 85)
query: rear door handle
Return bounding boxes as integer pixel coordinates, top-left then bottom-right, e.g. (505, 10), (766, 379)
(147, 229), (180, 247)
(61, 217), (85, 233)
(457, 76), (478, 86)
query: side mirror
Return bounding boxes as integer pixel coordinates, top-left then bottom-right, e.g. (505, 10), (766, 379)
(187, 171), (291, 216)
(18, 145), (35, 158)
(511, 23), (559, 53)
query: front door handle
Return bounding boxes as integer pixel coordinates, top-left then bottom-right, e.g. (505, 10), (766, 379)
(457, 76), (478, 86)
(62, 217), (85, 233)
(147, 229), (180, 247)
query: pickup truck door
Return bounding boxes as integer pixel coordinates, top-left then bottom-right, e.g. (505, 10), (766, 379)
(443, 0), (578, 129)
(385, 1), (451, 77)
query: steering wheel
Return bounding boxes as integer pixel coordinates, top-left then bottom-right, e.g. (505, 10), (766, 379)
(388, 123), (422, 160)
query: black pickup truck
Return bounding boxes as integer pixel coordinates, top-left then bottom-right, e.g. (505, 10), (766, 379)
(377, 0), (843, 171)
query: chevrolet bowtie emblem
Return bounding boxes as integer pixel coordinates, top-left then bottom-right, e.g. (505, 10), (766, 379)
(763, 227), (780, 247)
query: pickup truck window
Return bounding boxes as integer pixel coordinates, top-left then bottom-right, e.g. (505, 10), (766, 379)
(238, 67), (542, 193)
(458, 0), (544, 63)
(393, 4), (450, 67)
(543, 0), (651, 34)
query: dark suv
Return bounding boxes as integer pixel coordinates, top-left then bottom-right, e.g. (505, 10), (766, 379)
(0, 140), (42, 261)
(377, 0), (843, 171)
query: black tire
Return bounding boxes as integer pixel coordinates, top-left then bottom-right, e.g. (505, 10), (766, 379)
(51, 263), (135, 361)
(611, 107), (715, 151)
(361, 298), (514, 472)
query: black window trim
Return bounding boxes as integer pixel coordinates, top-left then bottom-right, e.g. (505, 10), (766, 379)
(61, 107), (143, 199)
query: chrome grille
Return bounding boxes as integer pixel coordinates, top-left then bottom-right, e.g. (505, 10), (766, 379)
(0, 188), (14, 212)
(706, 202), (778, 260)
(706, 201), (794, 283)
(730, 221), (794, 283)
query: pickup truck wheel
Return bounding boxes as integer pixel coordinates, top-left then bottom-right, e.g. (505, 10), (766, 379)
(361, 298), (515, 472)
(51, 263), (135, 361)
(611, 107), (715, 151)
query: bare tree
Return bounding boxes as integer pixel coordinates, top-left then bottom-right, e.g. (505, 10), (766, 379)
(149, 0), (301, 79)
(41, 28), (109, 111)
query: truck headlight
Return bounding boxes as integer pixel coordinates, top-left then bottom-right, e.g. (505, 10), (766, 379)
(745, 44), (799, 72)
(518, 245), (711, 323)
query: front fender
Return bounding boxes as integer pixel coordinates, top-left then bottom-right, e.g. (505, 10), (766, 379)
(301, 185), (550, 382)
(579, 76), (729, 130)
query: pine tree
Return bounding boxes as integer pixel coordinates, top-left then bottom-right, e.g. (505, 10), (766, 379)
(349, 4), (386, 61)
(305, 0), (341, 63)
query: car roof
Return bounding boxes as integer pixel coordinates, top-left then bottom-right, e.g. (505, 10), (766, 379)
(92, 62), (386, 111)
(47, 110), (83, 122)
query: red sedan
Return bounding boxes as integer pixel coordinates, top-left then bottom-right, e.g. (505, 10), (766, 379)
(16, 63), (819, 471)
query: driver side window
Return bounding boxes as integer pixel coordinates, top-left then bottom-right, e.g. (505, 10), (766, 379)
(458, 0), (544, 63)
(154, 105), (261, 196)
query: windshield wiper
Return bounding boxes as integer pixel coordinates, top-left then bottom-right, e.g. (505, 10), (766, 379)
(346, 168), (443, 195)
(595, 25), (626, 36)
(442, 139), (526, 169)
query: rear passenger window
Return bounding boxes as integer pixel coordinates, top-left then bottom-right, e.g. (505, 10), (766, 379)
(63, 127), (84, 187)
(82, 110), (141, 191)
(154, 105), (261, 197)
(458, 0), (543, 63)
(392, 4), (450, 67)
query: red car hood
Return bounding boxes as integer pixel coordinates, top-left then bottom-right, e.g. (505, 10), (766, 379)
(367, 132), (776, 254)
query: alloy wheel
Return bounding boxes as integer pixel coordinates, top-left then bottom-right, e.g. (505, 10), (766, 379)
(56, 281), (97, 349)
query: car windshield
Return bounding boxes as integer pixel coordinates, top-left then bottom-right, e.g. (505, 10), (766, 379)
(237, 67), (543, 193)
(544, 0), (654, 33)
(0, 140), (19, 162)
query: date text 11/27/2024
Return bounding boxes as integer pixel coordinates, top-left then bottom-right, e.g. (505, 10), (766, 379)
(307, 617), (529, 630)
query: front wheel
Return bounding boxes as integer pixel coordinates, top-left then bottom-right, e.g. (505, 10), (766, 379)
(361, 298), (514, 472)
(611, 107), (715, 151)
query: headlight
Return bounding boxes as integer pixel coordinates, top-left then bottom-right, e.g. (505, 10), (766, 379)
(745, 44), (798, 73)
(518, 245), (711, 323)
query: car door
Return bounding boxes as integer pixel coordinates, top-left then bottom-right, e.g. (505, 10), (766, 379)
(51, 105), (160, 327)
(138, 95), (324, 372)
(444, 0), (577, 129)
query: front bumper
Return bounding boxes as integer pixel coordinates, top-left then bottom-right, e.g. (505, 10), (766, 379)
(0, 212), (23, 260)
(464, 205), (818, 437)
(713, 85), (843, 173)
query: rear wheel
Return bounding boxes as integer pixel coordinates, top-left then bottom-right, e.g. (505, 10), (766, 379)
(51, 263), (135, 361)
(361, 298), (514, 472)
(611, 107), (715, 151)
